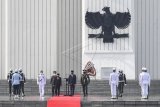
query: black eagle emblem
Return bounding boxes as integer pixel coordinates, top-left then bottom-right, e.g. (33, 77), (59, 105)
(85, 7), (131, 43)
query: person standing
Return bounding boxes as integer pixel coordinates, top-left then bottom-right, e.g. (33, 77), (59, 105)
(81, 70), (90, 97)
(139, 67), (150, 99)
(68, 70), (77, 96)
(12, 69), (22, 99)
(37, 70), (46, 97)
(109, 68), (119, 99)
(7, 69), (14, 97)
(19, 69), (26, 97)
(118, 70), (127, 97)
(50, 71), (57, 96)
(55, 73), (62, 96)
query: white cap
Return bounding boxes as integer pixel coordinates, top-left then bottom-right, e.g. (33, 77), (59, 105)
(14, 69), (18, 72)
(142, 67), (147, 71)
(113, 68), (116, 70)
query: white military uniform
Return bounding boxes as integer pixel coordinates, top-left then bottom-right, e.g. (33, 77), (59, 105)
(109, 71), (119, 98)
(139, 68), (150, 99)
(37, 73), (46, 97)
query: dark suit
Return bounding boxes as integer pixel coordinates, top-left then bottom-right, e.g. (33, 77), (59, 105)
(68, 74), (76, 96)
(55, 76), (62, 96)
(50, 74), (57, 96)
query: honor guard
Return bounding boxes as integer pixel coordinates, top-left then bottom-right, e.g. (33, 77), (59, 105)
(7, 69), (14, 97)
(109, 68), (119, 99)
(118, 70), (127, 97)
(37, 70), (46, 97)
(68, 70), (77, 96)
(81, 70), (90, 97)
(50, 71), (57, 96)
(139, 67), (150, 99)
(19, 68), (26, 97)
(12, 69), (22, 99)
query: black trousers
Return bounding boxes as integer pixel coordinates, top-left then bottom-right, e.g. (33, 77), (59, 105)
(13, 84), (20, 95)
(20, 81), (25, 95)
(70, 84), (75, 95)
(52, 86), (55, 96)
(82, 85), (88, 96)
(9, 81), (12, 95)
(118, 82), (124, 95)
(55, 86), (60, 96)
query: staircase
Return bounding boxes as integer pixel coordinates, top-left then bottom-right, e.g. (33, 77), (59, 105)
(0, 80), (160, 96)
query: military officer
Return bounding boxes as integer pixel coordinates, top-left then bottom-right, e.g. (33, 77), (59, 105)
(7, 69), (14, 97)
(118, 70), (127, 97)
(19, 68), (26, 97)
(37, 70), (46, 97)
(109, 68), (119, 99)
(81, 70), (90, 97)
(139, 67), (150, 99)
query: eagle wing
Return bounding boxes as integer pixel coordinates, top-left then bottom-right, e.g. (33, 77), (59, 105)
(85, 11), (103, 29)
(114, 10), (131, 29)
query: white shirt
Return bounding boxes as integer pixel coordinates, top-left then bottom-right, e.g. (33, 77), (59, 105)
(109, 72), (119, 86)
(37, 73), (46, 85)
(139, 72), (150, 86)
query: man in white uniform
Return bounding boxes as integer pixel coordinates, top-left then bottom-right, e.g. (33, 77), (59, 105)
(109, 68), (119, 99)
(37, 70), (46, 97)
(139, 67), (150, 99)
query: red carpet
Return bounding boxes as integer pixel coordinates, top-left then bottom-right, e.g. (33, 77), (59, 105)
(47, 95), (81, 107)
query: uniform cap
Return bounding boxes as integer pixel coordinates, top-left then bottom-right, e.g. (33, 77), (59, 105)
(142, 67), (147, 71)
(19, 68), (22, 72)
(14, 69), (18, 73)
(10, 69), (13, 72)
(113, 68), (116, 70)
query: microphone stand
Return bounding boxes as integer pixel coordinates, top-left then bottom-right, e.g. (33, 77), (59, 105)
(64, 78), (69, 96)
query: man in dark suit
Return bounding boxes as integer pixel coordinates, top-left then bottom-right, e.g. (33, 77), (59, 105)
(55, 73), (62, 96)
(68, 70), (77, 96)
(50, 71), (57, 96)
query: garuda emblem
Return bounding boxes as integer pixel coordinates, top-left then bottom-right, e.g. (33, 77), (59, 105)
(85, 7), (131, 43)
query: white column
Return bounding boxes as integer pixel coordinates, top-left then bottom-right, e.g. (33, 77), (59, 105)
(5, 0), (8, 79)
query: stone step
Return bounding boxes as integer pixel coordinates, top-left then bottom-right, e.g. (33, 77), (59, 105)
(1, 80), (160, 96)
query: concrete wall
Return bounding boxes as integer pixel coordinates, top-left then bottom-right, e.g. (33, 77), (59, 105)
(1, 0), (160, 80)
(7, 0), (57, 79)
(57, 0), (82, 79)
(82, 0), (135, 79)
(134, 0), (160, 80)
(0, 0), (6, 79)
